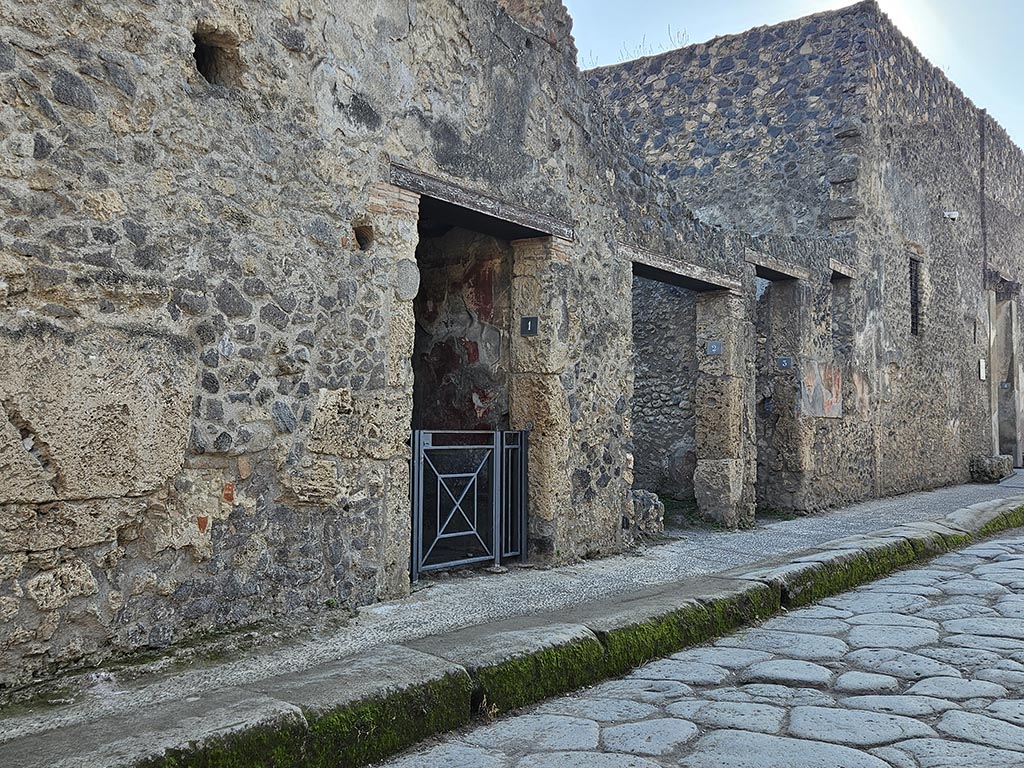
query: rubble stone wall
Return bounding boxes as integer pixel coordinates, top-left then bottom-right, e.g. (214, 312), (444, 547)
(588, 3), (875, 238)
(0, 0), (745, 687)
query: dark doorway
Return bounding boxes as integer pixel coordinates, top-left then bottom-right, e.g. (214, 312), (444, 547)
(631, 272), (698, 527)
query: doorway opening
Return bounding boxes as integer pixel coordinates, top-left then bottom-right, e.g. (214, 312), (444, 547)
(992, 295), (1021, 467)
(753, 268), (803, 516)
(409, 196), (541, 578)
(630, 272), (698, 530)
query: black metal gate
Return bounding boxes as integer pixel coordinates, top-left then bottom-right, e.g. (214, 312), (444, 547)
(411, 430), (528, 581)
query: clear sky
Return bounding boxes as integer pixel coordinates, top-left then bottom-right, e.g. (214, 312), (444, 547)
(563, 0), (1024, 147)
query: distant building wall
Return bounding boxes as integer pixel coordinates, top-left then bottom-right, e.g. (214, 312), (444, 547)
(594, 1), (1024, 515)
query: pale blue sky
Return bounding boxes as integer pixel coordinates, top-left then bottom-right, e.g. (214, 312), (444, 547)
(564, 0), (1024, 147)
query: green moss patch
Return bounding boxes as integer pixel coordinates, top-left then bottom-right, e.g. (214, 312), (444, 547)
(780, 540), (918, 607)
(138, 714), (309, 768)
(596, 584), (780, 676)
(473, 635), (610, 714)
(977, 504), (1024, 538)
(141, 671), (473, 768)
(698, 582), (779, 634)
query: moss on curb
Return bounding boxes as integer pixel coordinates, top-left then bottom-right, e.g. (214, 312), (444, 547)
(473, 635), (610, 715)
(596, 583), (778, 677)
(978, 505), (1024, 538)
(140, 671), (473, 768)
(780, 540), (918, 607)
(138, 715), (309, 768)
(699, 582), (780, 634)
(597, 602), (711, 676)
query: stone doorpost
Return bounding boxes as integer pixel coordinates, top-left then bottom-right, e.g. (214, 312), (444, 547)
(694, 290), (756, 527)
(363, 182), (420, 596)
(509, 236), (574, 559)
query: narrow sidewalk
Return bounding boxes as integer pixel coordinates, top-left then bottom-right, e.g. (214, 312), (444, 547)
(2, 475), (1023, 762)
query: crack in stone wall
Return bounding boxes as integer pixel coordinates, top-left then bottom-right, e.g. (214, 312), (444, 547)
(2, 400), (60, 493)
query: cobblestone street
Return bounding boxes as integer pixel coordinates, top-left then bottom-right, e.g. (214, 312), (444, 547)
(384, 534), (1024, 767)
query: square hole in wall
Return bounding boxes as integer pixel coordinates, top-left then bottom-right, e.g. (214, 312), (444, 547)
(193, 29), (243, 87)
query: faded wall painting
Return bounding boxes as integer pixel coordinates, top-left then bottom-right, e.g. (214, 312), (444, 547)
(801, 360), (843, 418)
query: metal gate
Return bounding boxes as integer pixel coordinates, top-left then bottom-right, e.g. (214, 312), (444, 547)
(411, 430), (528, 581)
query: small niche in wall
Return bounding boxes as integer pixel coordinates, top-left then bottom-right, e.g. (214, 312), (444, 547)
(192, 28), (243, 87)
(353, 225), (375, 251)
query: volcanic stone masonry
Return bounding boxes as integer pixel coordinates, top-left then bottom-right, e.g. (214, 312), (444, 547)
(0, 0), (1021, 690)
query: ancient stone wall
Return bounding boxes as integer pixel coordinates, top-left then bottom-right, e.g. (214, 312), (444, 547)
(588, 3), (875, 237)
(861, 7), (1018, 497)
(0, 0), (754, 686)
(595, 1), (1024, 516)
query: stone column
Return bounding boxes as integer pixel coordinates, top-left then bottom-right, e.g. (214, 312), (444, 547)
(694, 289), (756, 527)
(509, 236), (574, 559)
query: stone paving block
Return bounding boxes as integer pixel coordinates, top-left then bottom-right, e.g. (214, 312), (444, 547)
(788, 704), (936, 746)
(386, 743), (508, 768)
(868, 746), (918, 768)
(758, 614), (850, 635)
(847, 624), (939, 649)
(893, 738), (1024, 768)
(517, 752), (662, 768)
(600, 717), (699, 755)
(738, 659), (834, 688)
(463, 714), (599, 752)
(947, 633), (1024, 652)
(535, 697), (659, 723)
(709, 683), (835, 707)
(938, 578), (1011, 596)
(906, 676), (1008, 700)
(668, 646), (774, 668)
(716, 628), (849, 661)
(942, 617), (1024, 639)
(846, 648), (962, 680)
(628, 658), (731, 685)
(678, 729), (891, 768)
(666, 699), (786, 734)
(834, 671), (901, 694)
(821, 591), (930, 614)
(937, 709), (1024, 751)
(839, 694), (960, 717)
(408, 620), (607, 713)
(985, 699), (1024, 726)
(847, 611), (939, 628)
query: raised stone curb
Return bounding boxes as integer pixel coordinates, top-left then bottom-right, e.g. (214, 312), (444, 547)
(409, 622), (610, 715)
(3, 497), (1023, 768)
